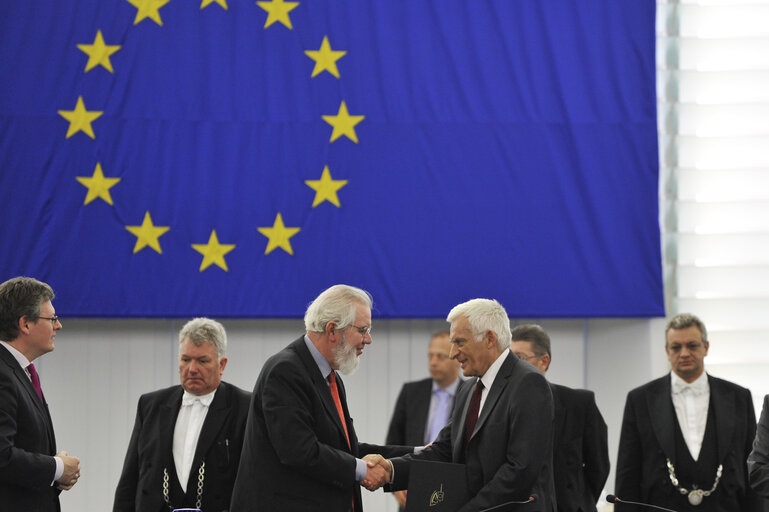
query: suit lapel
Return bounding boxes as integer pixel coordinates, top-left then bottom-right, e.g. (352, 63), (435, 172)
(647, 376), (676, 462)
(471, 352), (514, 439)
(453, 378), (475, 462)
(550, 384), (567, 443)
(413, 380), (432, 442)
(190, 383), (230, 471)
(160, 388), (183, 471)
(708, 375), (735, 463)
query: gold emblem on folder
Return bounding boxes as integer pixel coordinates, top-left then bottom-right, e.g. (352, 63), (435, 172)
(429, 484), (445, 506)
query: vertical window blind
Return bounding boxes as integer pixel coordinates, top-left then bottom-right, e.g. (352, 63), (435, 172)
(658, 0), (769, 411)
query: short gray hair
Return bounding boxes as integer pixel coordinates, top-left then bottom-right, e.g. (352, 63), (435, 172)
(446, 299), (511, 351)
(665, 313), (708, 343)
(179, 317), (227, 359)
(304, 284), (373, 332)
(510, 324), (551, 358)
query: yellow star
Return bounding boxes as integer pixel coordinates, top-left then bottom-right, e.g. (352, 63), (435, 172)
(191, 230), (236, 271)
(304, 36), (346, 78)
(201, 0), (227, 9)
(322, 101), (365, 143)
(76, 162), (121, 206)
(257, 0), (299, 29)
(57, 96), (103, 139)
(125, 211), (170, 254)
(257, 213), (301, 255)
(305, 166), (348, 207)
(77, 30), (121, 73)
(126, 0), (170, 26)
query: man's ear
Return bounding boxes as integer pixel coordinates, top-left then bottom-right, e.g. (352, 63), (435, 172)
(17, 316), (31, 335)
(324, 321), (337, 338)
(485, 330), (497, 348)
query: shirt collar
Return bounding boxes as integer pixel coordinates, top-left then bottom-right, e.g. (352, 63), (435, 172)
(432, 376), (462, 397)
(479, 350), (510, 391)
(181, 387), (217, 407)
(671, 370), (709, 396)
(0, 341), (31, 369)
(304, 334), (333, 380)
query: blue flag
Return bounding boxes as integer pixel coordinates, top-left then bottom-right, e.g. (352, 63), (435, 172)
(0, 0), (662, 318)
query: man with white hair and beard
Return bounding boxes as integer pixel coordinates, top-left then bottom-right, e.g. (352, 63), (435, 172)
(230, 284), (413, 512)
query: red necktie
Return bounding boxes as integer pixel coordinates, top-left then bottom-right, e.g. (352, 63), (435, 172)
(328, 372), (351, 448)
(27, 363), (44, 402)
(463, 380), (484, 458)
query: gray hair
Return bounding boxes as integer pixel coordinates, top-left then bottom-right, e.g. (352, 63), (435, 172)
(178, 317), (227, 359)
(0, 277), (55, 341)
(510, 324), (551, 358)
(446, 299), (511, 351)
(665, 313), (708, 343)
(304, 284), (373, 332)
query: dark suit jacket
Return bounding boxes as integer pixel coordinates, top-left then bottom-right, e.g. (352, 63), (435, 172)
(386, 377), (466, 446)
(550, 383), (609, 512)
(390, 351), (557, 512)
(113, 380), (250, 512)
(748, 395), (769, 498)
(0, 343), (60, 512)
(230, 337), (412, 512)
(616, 373), (760, 512)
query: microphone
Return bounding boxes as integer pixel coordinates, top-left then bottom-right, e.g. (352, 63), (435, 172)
(479, 493), (537, 512)
(606, 494), (680, 512)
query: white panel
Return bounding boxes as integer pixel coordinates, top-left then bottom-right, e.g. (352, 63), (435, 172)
(677, 168), (769, 202)
(676, 70), (769, 104)
(677, 38), (769, 71)
(675, 297), (769, 329)
(677, 265), (769, 297)
(678, 5), (769, 38)
(676, 103), (769, 136)
(677, 201), (769, 232)
(676, 135), (769, 169)
(676, 233), (769, 265)
(705, 331), (769, 364)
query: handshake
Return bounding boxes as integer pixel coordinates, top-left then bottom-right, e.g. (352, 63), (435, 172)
(360, 454), (393, 491)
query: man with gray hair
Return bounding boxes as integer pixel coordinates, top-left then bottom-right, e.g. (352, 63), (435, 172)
(230, 284), (413, 512)
(510, 324), (609, 512)
(113, 317), (250, 512)
(369, 298), (557, 511)
(616, 313), (760, 511)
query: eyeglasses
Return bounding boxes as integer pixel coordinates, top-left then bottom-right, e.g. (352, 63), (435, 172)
(38, 315), (61, 326)
(349, 324), (372, 337)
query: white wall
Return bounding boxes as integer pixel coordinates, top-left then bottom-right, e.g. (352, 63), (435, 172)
(34, 316), (758, 512)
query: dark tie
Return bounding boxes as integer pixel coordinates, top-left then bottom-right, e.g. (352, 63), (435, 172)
(27, 362), (44, 402)
(463, 380), (484, 458)
(328, 371), (351, 448)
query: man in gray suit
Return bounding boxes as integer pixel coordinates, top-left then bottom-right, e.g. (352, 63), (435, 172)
(368, 298), (557, 511)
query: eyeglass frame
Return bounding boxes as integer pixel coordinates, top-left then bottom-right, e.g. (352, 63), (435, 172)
(37, 315), (61, 326)
(348, 324), (372, 337)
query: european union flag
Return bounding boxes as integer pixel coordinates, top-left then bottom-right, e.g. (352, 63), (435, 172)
(0, 0), (662, 317)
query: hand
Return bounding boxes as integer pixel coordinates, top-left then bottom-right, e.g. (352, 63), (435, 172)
(394, 489), (408, 508)
(56, 451), (81, 490)
(361, 454), (392, 491)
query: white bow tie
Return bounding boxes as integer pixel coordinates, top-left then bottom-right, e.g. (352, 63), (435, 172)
(672, 379), (707, 396)
(181, 392), (214, 407)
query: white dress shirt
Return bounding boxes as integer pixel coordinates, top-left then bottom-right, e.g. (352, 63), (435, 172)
(671, 371), (710, 461)
(173, 388), (216, 491)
